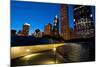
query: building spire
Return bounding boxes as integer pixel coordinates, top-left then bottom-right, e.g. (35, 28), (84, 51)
(55, 15), (58, 19)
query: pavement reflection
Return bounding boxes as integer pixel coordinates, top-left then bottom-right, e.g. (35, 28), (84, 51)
(11, 51), (66, 66)
(11, 43), (64, 59)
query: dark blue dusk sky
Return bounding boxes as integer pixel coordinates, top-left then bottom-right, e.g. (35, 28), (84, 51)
(11, 1), (61, 35)
(11, 1), (95, 35)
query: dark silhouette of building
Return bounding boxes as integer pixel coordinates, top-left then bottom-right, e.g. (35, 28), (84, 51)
(44, 23), (52, 36)
(11, 30), (16, 36)
(60, 4), (71, 40)
(52, 15), (59, 37)
(73, 5), (95, 38)
(17, 30), (21, 34)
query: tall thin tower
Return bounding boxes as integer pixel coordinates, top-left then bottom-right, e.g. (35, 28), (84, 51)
(52, 15), (59, 37)
(60, 4), (70, 40)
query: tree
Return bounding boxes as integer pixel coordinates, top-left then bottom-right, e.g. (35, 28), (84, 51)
(35, 29), (40, 34)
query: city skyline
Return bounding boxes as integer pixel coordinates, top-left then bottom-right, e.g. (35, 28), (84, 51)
(11, 1), (95, 35)
(11, 1), (74, 35)
(11, 1), (95, 66)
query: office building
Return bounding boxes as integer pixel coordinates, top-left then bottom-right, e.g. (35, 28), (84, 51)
(60, 4), (71, 40)
(44, 23), (52, 36)
(73, 5), (95, 38)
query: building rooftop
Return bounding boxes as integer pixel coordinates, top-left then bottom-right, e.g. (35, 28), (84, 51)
(24, 23), (30, 26)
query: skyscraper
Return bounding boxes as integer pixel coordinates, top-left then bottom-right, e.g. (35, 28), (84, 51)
(11, 29), (16, 36)
(60, 4), (71, 40)
(73, 5), (95, 38)
(52, 15), (59, 37)
(21, 23), (30, 36)
(44, 23), (52, 36)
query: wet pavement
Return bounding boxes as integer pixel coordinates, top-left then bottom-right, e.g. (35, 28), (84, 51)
(11, 50), (67, 66)
(11, 42), (95, 66)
